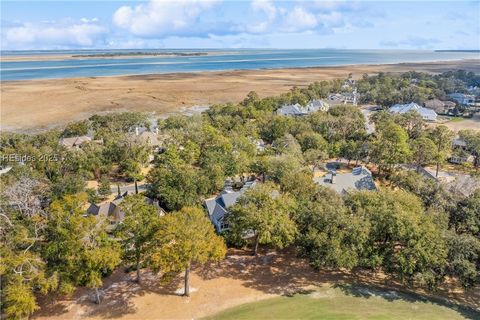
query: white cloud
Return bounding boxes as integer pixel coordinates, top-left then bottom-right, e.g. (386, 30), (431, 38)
(247, 0), (277, 33)
(113, 0), (219, 37)
(284, 6), (318, 32)
(3, 20), (106, 49)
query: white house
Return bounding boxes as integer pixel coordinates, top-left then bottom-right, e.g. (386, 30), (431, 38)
(277, 100), (330, 116)
(389, 102), (437, 122)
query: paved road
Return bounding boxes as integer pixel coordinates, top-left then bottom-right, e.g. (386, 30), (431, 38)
(110, 183), (148, 194)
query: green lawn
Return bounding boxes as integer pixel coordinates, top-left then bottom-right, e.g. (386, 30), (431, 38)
(448, 117), (466, 123)
(204, 285), (479, 320)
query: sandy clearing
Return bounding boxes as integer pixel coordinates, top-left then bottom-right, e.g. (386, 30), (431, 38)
(2, 60), (479, 133)
(32, 249), (479, 320)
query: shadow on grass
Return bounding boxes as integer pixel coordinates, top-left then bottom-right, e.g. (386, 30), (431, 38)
(332, 283), (480, 320)
(196, 248), (480, 319)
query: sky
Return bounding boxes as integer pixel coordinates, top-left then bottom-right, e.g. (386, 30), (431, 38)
(1, 0), (479, 50)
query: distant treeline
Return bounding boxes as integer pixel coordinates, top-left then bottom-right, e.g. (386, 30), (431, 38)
(72, 52), (209, 58)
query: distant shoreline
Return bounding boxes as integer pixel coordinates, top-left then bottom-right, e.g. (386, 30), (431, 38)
(0, 51), (234, 62)
(1, 58), (479, 82)
(2, 59), (479, 133)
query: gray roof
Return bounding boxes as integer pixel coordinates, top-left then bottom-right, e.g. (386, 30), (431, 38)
(314, 166), (376, 194)
(277, 100), (329, 116)
(204, 180), (257, 232)
(60, 136), (92, 148)
(277, 103), (306, 116)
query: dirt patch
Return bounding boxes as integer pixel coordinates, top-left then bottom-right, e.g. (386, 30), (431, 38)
(32, 249), (479, 320)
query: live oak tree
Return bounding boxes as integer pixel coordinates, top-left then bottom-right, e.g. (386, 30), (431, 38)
(345, 189), (447, 288)
(43, 193), (121, 304)
(0, 178), (57, 320)
(150, 207), (226, 296)
(115, 195), (161, 283)
(296, 186), (367, 269)
(228, 183), (297, 256)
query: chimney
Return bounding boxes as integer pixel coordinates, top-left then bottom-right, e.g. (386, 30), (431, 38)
(135, 127), (139, 136)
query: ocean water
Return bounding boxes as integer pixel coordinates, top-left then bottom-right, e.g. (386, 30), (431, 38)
(1, 49), (478, 81)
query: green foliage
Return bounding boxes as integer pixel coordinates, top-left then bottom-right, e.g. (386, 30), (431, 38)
(410, 135), (437, 169)
(43, 193), (121, 294)
(371, 121), (411, 173)
(345, 189), (447, 288)
(228, 183), (297, 255)
(62, 120), (89, 137)
(115, 195), (161, 282)
(428, 125), (455, 177)
(97, 176), (112, 199)
(150, 207), (226, 295)
(296, 187), (366, 269)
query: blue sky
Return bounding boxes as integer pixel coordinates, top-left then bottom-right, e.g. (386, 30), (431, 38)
(1, 0), (479, 50)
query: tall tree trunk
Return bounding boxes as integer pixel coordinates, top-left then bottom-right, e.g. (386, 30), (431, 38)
(134, 180), (138, 194)
(253, 235), (260, 256)
(436, 161), (440, 178)
(94, 288), (101, 304)
(184, 262), (191, 297)
(136, 254), (141, 284)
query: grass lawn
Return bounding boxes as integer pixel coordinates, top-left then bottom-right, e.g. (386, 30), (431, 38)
(447, 117), (466, 123)
(204, 284), (479, 320)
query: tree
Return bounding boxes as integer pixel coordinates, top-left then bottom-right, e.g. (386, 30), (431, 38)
(444, 231), (480, 289)
(459, 129), (480, 167)
(0, 178), (57, 319)
(97, 176), (112, 199)
(150, 207), (226, 296)
(296, 187), (366, 269)
(345, 189), (447, 288)
(228, 183), (297, 255)
(449, 189), (480, 236)
(43, 193), (121, 304)
(115, 195), (161, 283)
(410, 135), (436, 171)
(370, 121), (411, 174)
(429, 125), (454, 177)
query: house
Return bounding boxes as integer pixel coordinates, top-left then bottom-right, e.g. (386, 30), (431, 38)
(448, 93), (475, 106)
(314, 166), (376, 195)
(276, 100), (330, 116)
(328, 92), (358, 105)
(423, 99), (456, 114)
(450, 137), (475, 165)
(204, 180), (257, 233)
(449, 151), (475, 165)
(60, 136), (92, 149)
(389, 102), (437, 121)
(86, 192), (128, 227)
(306, 99), (330, 112)
(86, 191), (164, 230)
(276, 103), (308, 116)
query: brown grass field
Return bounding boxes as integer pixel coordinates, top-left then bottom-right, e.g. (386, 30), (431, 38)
(2, 59), (479, 133)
